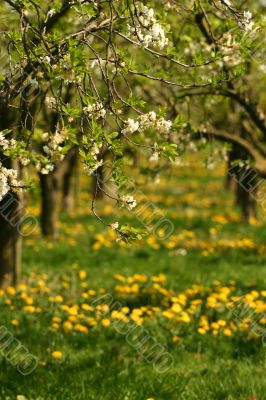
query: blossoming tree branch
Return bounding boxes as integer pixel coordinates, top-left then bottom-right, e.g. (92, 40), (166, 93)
(0, 0), (259, 285)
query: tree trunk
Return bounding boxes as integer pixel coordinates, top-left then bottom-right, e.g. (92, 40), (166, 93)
(225, 149), (236, 191)
(235, 167), (258, 222)
(227, 140), (258, 222)
(0, 99), (21, 287)
(0, 192), (22, 287)
(39, 173), (59, 238)
(62, 147), (79, 213)
(39, 147), (79, 237)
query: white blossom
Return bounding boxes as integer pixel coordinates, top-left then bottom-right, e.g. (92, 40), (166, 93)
(122, 112), (173, 136)
(19, 157), (30, 166)
(0, 131), (17, 151)
(139, 112), (172, 133)
(121, 195), (137, 210)
(44, 56), (51, 64)
(40, 164), (54, 175)
(83, 102), (106, 120)
(86, 159), (104, 175)
(110, 222), (119, 230)
(47, 9), (56, 18)
(42, 129), (68, 157)
(127, 4), (169, 49)
(122, 119), (139, 134)
(0, 165), (22, 201)
(149, 152), (159, 162)
(91, 58), (106, 69)
(222, 0), (231, 7)
(45, 96), (57, 109)
(241, 11), (254, 31)
(156, 119), (172, 133)
(91, 143), (100, 157)
(0, 132), (9, 150)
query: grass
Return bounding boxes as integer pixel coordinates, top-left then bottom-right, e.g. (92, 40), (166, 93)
(1, 154), (266, 400)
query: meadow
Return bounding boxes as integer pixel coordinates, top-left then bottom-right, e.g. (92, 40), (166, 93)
(1, 155), (266, 400)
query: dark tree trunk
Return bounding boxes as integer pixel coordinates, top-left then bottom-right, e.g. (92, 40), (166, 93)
(227, 142), (258, 222)
(0, 192), (22, 287)
(39, 146), (79, 237)
(225, 149), (236, 191)
(39, 173), (59, 238)
(0, 101), (21, 286)
(235, 167), (258, 222)
(62, 147), (79, 213)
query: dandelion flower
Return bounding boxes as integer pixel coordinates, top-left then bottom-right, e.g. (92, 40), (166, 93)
(101, 319), (111, 327)
(51, 351), (63, 360)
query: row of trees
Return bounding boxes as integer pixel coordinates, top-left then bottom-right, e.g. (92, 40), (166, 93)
(0, 0), (265, 286)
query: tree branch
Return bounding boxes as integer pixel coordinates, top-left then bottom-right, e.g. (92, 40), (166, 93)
(199, 127), (266, 177)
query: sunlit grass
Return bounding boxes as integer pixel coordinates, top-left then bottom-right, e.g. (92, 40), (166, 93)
(1, 154), (266, 399)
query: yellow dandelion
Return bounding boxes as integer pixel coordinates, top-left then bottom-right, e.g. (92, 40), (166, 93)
(79, 270), (87, 280)
(51, 351), (63, 360)
(172, 335), (181, 343)
(81, 303), (93, 312)
(63, 321), (73, 331)
(198, 327), (206, 335)
(217, 320), (227, 327)
(52, 317), (61, 323)
(6, 287), (16, 296)
(223, 328), (232, 336)
(74, 324), (89, 333)
(101, 319), (111, 327)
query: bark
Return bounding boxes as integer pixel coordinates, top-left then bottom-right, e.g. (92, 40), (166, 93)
(39, 146), (79, 237)
(39, 172), (59, 238)
(199, 126), (266, 221)
(0, 192), (22, 287)
(225, 149), (236, 191)
(62, 147), (79, 213)
(227, 142), (258, 222)
(0, 98), (22, 286)
(91, 164), (105, 199)
(235, 167), (258, 222)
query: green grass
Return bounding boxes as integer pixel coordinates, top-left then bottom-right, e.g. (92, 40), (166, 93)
(1, 156), (266, 400)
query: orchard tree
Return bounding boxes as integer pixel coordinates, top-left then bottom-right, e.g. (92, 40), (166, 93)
(0, 0), (256, 286)
(169, 0), (266, 220)
(137, 0), (266, 221)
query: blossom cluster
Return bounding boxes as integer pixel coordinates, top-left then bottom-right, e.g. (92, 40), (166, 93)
(0, 131), (31, 167)
(139, 111), (172, 133)
(0, 131), (16, 151)
(85, 143), (104, 175)
(83, 102), (107, 120)
(45, 96), (57, 109)
(0, 132), (24, 199)
(38, 130), (69, 173)
(120, 194), (137, 210)
(35, 162), (54, 175)
(240, 11), (254, 32)
(128, 4), (169, 49)
(221, 1), (254, 32)
(0, 165), (22, 201)
(122, 111), (172, 135)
